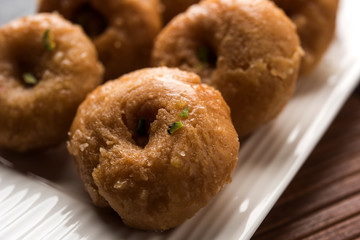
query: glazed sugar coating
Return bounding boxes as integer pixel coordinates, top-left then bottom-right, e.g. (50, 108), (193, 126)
(152, 0), (303, 138)
(272, 0), (339, 76)
(67, 67), (239, 230)
(0, 13), (103, 152)
(161, 0), (200, 24)
(38, 0), (162, 80)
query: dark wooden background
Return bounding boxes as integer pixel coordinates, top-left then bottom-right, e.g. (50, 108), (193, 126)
(252, 85), (360, 240)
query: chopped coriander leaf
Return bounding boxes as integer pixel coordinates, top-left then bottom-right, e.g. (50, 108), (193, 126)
(23, 73), (37, 85)
(168, 121), (184, 135)
(179, 107), (189, 118)
(136, 118), (146, 136)
(42, 29), (56, 51)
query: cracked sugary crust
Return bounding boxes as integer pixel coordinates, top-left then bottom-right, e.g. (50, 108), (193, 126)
(272, 0), (339, 76)
(0, 13), (103, 152)
(152, 0), (303, 138)
(38, 0), (162, 80)
(67, 67), (239, 230)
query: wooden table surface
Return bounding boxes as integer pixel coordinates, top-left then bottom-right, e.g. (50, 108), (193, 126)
(252, 85), (360, 240)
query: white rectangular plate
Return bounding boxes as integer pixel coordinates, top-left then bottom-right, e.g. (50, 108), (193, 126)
(1, 0), (360, 239)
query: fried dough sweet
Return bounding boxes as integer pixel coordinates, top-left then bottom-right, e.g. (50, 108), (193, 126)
(38, 0), (162, 80)
(152, 0), (303, 138)
(67, 67), (239, 230)
(0, 13), (103, 152)
(272, 0), (339, 75)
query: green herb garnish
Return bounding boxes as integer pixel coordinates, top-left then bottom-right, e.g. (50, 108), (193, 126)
(136, 118), (146, 136)
(42, 29), (56, 51)
(168, 121), (184, 135)
(23, 73), (37, 85)
(179, 107), (189, 118)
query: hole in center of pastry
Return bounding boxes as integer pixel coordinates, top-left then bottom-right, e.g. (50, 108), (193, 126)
(73, 3), (108, 39)
(123, 105), (158, 148)
(132, 115), (156, 148)
(14, 54), (42, 87)
(133, 117), (150, 148)
(196, 44), (217, 69)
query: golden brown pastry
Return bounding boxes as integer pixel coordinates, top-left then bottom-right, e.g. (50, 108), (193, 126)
(38, 0), (162, 80)
(272, 0), (339, 75)
(153, 0), (302, 138)
(161, 0), (200, 24)
(152, 0), (303, 138)
(67, 67), (239, 230)
(0, 13), (103, 152)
